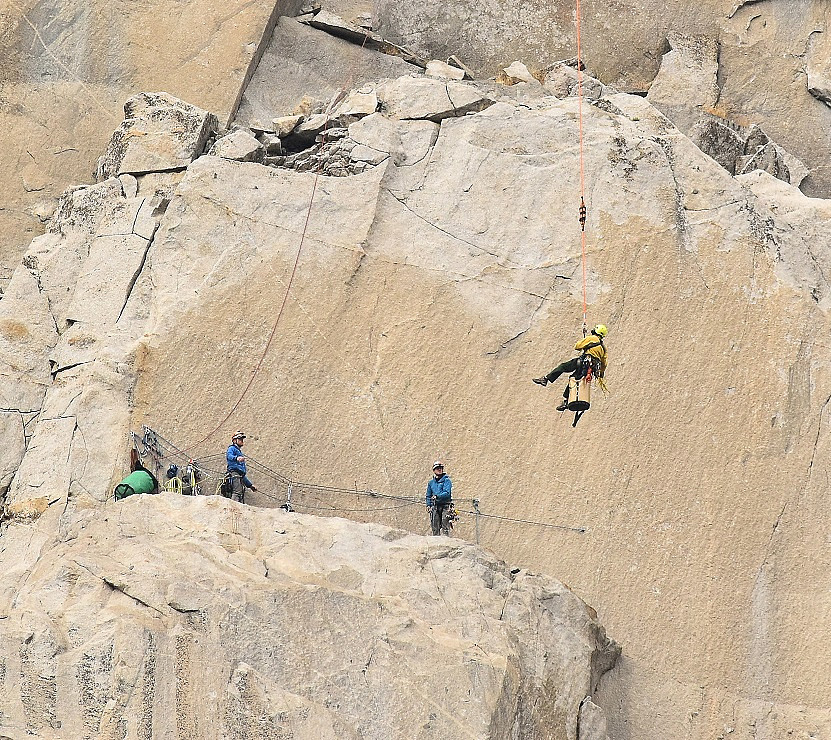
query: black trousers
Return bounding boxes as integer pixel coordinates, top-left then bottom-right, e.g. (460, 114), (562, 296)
(544, 357), (580, 384)
(430, 502), (452, 536)
(229, 473), (246, 503)
(545, 357), (599, 397)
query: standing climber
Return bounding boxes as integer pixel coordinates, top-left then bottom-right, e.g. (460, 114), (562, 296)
(426, 461), (453, 536)
(532, 324), (608, 410)
(226, 431), (257, 503)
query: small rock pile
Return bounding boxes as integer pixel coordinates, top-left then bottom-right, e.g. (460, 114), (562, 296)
(693, 115), (796, 182)
(267, 127), (379, 177)
(216, 74), (493, 177)
(216, 111), (384, 177)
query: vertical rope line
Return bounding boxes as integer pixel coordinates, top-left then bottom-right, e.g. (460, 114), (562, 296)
(575, 0), (589, 331)
(183, 33), (371, 451)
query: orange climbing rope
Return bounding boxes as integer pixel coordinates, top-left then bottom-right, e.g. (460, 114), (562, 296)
(575, 0), (589, 335)
(187, 174), (321, 450)
(184, 33), (371, 451)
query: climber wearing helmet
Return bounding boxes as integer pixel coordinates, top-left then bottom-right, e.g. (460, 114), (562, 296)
(226, 431), (257, 503)
(426, 461), (453, 536)
(532, 324), (608, 411)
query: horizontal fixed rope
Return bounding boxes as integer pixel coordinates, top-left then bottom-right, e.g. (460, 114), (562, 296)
(132, 427), (586, 533)
(292, 500), (422, 513)
(290, 483), (478, 507)
(238, 457), (292, 485)
(458, 509), (586, 533)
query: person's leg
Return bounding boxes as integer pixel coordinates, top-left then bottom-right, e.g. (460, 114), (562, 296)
(545, 357), (579, 383)
(441, 505), (453, 536)
(534, 357), (580, 385)
(430, 505), (441, 535)
(230, 474), (244, 502)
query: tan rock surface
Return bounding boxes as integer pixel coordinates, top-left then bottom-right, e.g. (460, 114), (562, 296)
(97, 93), (218, 179)
(647, 35), (807, 187)
(0, 493), (618, 737)
(372, 0), (831, 196)
(234, 16), (416, 130)
(645, 32), (721, 132)
(130, 86), (830, 739)
(426, 59), (465, 81)
(0, 168), (168, 513)
(3, 76), (831, 739)
(0, 0), (303, 288)
(209, 129), (266, 163)
(376, 75), (494, 120)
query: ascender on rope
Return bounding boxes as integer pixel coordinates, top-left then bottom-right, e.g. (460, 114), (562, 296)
(579, 198), (587, 231)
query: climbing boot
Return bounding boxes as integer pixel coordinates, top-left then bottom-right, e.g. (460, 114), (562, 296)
(556, 400), (568, 412)
(532, 377), (548, 386)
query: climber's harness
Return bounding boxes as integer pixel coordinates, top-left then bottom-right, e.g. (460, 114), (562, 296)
(574, 338), (604, 379)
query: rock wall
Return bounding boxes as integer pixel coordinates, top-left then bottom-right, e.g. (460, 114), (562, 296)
(235, 16), (416, 131)
(2, 7), (831, 739)
(372, 0), (831, 197)
(4, 66), (829, 737)
(0, 0), (303, 291)
(0, 493), (618, 738)
(131, 83), (830, 739)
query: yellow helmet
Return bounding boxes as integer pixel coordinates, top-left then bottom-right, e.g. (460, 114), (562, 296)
(593, 324), (608, 338)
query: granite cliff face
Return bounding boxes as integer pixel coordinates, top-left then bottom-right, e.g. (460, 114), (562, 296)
(0, 494), (618, 738)
(2, 3), (831, 739)
(0, 0), (302, 289)
(374, 0), (831, 197)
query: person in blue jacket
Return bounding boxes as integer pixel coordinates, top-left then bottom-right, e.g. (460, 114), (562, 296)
(226, 430), (257, 503)
(426, 460), (453, 536)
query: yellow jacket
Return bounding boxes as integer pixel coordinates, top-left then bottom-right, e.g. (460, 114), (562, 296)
(574, 334), (607, 377)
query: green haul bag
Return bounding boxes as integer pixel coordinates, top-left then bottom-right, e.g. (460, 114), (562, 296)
(113, 469), (158, 501)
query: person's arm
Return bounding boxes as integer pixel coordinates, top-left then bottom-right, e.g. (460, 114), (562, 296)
(444, 478), (453, 499)
(226, 446), (236, 467)
(243, 475), (256, 490)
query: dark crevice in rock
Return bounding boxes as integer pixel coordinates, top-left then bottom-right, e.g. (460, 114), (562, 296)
(807, 393), (831, 479)
(728, 0), (768, 19)
(0, 406), (41, 416)
(120, 165), (188, 179)
(715, 41), (726, 106)
(101, 576), (167, 616)
(268, 135), (383, 176)
(757, 502), (788, 572)
(50, 360), (92, 379)
(22, 257), (61, 336)
(684, 199), (744, 213)
(116, 223), (159, 324)
(301, 11), (427, 69)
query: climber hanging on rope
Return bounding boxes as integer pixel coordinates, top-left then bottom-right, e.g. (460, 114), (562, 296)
(532, 324), (608, 411)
